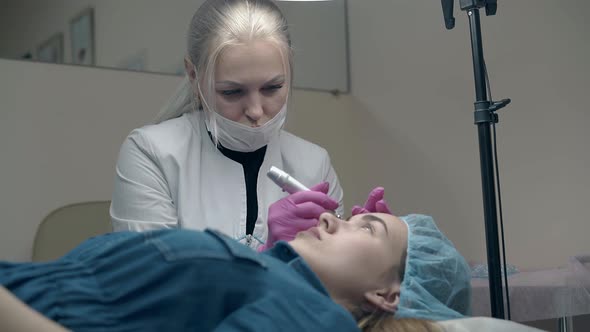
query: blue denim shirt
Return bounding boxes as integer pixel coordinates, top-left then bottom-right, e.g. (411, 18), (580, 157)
(1, 229), (359, 331)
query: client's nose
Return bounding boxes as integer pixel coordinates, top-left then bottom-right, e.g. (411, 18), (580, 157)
(319, 212), (340, 234)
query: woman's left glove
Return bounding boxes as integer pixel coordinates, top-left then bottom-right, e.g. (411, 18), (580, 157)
(258, 182), (338, 252)
(351, 187), (392, 215)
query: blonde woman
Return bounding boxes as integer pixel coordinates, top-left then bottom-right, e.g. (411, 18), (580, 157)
(110, 0), (351, 250)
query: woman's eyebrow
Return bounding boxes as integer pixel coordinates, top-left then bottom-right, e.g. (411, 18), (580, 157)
(216, 75), (285, 87)
(361, 215), (389, 235)
(215, 80), (243, 87)
(266, 74), (285, 84)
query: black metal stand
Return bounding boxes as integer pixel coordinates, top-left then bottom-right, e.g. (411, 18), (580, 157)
(441, 0), (511, 319)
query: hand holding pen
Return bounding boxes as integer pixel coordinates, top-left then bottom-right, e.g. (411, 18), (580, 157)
(258, 167), (339, 252)
(267, 166), (342, 218)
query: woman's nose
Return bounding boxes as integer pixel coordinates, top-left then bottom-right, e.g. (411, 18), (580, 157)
(245, 106), (263, 123)
(244, 97), (263, 124)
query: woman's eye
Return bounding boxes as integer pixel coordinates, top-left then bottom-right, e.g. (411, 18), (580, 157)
(220, 89), (242, 96)
(263, 84), (283, 92)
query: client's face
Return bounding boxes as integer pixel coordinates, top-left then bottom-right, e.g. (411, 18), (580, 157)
(290, 213), (408, 312)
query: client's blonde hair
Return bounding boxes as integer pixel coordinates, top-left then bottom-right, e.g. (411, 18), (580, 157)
(357, 248), (440, 332)
(359, 313), (443, 332)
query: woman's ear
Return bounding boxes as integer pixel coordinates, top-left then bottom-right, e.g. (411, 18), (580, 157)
(184, 57), (197, 83)
(184, 57), (203, 109)
(363, 284), (401, 314)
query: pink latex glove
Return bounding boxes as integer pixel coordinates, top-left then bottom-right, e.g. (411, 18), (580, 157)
(258, 182), (338, 252)
(351, 187), (392, 216)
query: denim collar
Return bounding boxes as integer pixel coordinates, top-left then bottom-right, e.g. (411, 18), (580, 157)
(265, 241), (330, 297)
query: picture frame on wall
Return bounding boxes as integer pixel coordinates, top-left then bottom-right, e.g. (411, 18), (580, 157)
(21, 51), (33, 60)
(37, 33), (64, 63)
(70, 7), (95, 65)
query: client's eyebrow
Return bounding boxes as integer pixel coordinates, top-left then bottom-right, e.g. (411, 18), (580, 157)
(361, 215), (389, 236)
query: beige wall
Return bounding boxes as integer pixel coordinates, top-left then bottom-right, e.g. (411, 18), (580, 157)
(291, 0), (590, 270)
(341, 0), (590, 269)
(1, 0), (589, 273)
(0, 59), (180, 261)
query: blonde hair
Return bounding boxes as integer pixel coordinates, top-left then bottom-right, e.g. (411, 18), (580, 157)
(153, 0), (293, 137)
(359, 313), (443, 332)
(356, 248), (436, 332)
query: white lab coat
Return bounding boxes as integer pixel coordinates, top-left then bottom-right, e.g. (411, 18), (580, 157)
(110, 111), (344, 248)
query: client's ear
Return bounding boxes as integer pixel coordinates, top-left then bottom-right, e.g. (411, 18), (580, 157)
(364, 284), (401, 314)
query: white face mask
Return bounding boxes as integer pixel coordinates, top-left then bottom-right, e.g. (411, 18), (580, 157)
(205, 103), (287, 152)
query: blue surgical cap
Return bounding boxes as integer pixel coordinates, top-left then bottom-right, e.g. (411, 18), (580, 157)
(395, 214), (472, 321)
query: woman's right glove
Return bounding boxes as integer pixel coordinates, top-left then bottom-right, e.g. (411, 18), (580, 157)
(258, 182), (338, 252)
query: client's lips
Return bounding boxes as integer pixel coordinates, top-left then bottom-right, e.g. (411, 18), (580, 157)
(307, 227), (321, 240)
